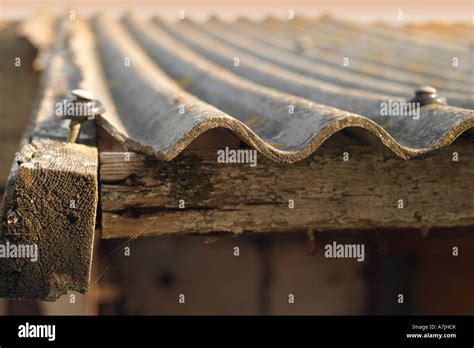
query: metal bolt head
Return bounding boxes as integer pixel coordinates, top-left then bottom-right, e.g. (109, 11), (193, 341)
(58, 89), (106, 121)
(71, 89), (94, 101)
(410, 86), (447, 106)
(415, 86), (437, 96)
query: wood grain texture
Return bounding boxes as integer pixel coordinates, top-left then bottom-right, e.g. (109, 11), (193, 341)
(1, 140), (97, 301)
(0, 19), (99, 301)
(100, 142), (474, 238)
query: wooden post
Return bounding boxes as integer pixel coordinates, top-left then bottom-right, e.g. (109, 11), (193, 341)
(1, 140), (98, 301)
(0, 20), (99, 301)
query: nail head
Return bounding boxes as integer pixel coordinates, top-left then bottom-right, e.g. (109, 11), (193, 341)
(71, 89), (94, 101)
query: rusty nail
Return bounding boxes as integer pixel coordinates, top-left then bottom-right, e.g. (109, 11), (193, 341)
(67, 119), (83, 143)
(68, 90), (91, 143)
(410, 86), (447, 107)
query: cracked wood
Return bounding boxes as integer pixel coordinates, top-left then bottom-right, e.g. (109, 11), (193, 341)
(0, 19), (98, 301)
(1, 140), (98, 301)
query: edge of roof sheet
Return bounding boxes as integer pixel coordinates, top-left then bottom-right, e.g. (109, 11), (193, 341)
(97, 107), (474, 164)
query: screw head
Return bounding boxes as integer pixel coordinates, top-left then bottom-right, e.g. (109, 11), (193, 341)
(71, 89), (94, 101)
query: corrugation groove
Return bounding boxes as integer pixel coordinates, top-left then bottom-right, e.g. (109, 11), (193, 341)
(165, 19), (418, 98)
(325, 17), (470, 52)
(232, 18), (473, 87)
(151, 18), (408, 114)
(202, 18), (473, 98)
(177, 18), (473, 109)
(288, 17), (473, 75)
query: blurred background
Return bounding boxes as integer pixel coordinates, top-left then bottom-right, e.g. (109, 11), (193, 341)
(1, 0), (473, 22)
(0, 0), (473, 315)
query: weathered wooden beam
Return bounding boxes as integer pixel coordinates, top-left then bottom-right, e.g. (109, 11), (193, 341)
(1, 140), (98, 301)
(100, 142), (474, 238)
(0, 20), (99, 301)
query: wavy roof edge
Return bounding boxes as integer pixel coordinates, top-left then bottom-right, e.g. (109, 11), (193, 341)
(25, 14), (474, 163)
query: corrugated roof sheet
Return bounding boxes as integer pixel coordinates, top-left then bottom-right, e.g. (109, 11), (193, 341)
(28, 15), (474, 162)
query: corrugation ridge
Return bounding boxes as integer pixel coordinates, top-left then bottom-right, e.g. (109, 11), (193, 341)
(165, 19), (412, 98)
(315, 16), (469, 52)
(299, 16), (472, 66)
(175, 18), (473, 107)
(316, 18), (474, 77)
(147, 108), (474, 163)
(238, 17), (473, 86)
(202, 18), (473, 98)
(403, 23), (473, 45)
